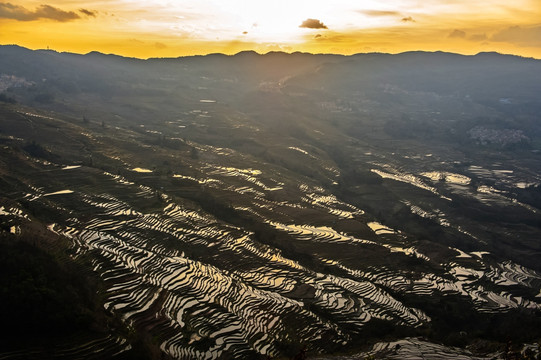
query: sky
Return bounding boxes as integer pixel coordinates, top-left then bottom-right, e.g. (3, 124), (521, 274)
(1, 0), (541, 59)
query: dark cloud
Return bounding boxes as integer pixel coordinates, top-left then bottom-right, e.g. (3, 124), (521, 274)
(79, 8), (97, 17)
(314, 34), (322, 39)
(0, 2), (80, 22)
(242, 31), (248, 35)
(36, 5), (80, 21)
(299, 18), (328, 29)
(469, 33), (487, 42)
(359, 10), (414, 22)
(359, 10), (400, 17)
(491, 25), (541, 46)
(448, 29), (466, 38)
(0, 3), (31, 20)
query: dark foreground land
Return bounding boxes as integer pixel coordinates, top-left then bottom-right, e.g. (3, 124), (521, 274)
(1, 46), (541, 359)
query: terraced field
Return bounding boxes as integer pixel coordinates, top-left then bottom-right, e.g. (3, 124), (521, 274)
(313, 337), (501, 359)
(1, 105), (539, 359)
(1, 48), (541, 359)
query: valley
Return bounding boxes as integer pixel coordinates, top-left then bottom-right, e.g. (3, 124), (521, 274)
(1, 46), (540, 359)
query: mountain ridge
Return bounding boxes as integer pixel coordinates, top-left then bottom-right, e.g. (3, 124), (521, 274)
(2, 44), (540, 61)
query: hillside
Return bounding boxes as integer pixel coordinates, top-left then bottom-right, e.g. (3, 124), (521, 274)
(1, 46), (541, 359)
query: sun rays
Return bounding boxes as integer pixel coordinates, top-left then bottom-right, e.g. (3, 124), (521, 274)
(1, 0), (540, 58)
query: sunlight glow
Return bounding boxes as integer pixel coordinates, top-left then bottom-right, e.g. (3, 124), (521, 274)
(1, 0), (540, 58)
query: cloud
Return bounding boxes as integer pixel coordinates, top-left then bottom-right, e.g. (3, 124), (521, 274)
(0, 2), (80, 22)
(79, 8), (97, 17)
(491, 25), (541, 46)
(359, 10), (400, 17)
(242, 31), (248, 35)
(359, 10), (414, 22)
(154, 42), (167, 49)
(469, 33), (487, 42)
(36, 5), (80, 21)
(314, 34), (322, 39)
(299, 18), (328, 29)
(0, 3), (32, 20)
(448, 29), (466, 38)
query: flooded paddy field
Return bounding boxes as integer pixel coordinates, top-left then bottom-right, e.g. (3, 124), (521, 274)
(1, 49), (541, 359)
(2, 103), (540, 359)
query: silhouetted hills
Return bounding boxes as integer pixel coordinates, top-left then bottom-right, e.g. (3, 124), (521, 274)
(2, 45), (539, 106)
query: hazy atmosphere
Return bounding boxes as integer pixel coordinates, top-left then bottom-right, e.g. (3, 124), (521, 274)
(1, 1), (541, 360)
(1, 0), (541, 58)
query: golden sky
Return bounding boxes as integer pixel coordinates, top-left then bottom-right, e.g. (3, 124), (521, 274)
(1, 0), (541, 58)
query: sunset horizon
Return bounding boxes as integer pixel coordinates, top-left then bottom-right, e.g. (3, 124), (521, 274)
(1, 0), (540, 59)
(5, 43), (541, 61)
(2, 2), (541, 359)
